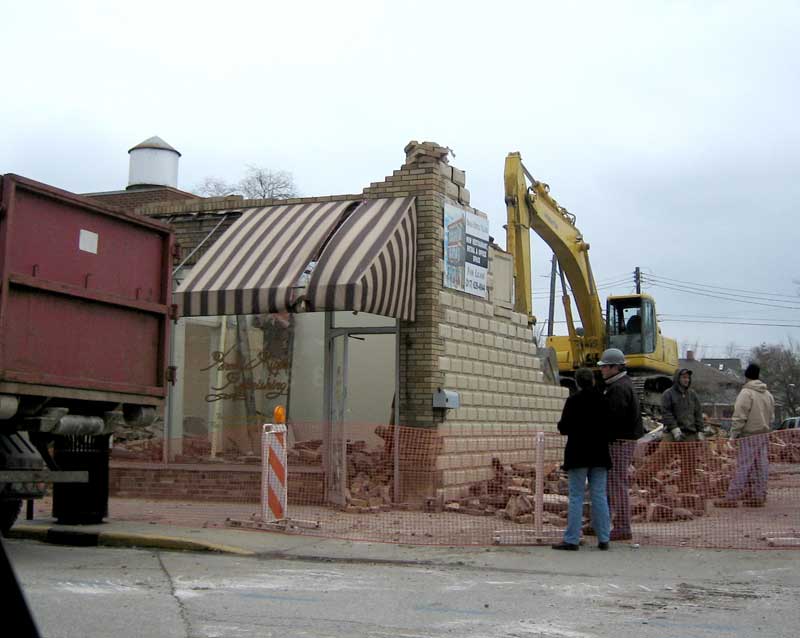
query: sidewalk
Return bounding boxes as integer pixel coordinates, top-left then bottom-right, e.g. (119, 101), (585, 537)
(8, 515), (572, 570)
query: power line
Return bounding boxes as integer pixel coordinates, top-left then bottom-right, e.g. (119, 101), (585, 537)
(644, 274), (799, 304)
(644, 280), (800, 310)
(659, 319), (800, 327)
(643, 275), (797, 304)
(643, 272), (799, 300)
(660, 313), (800, 321)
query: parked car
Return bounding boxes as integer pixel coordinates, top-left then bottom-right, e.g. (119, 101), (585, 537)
(774, 416), (800, 431)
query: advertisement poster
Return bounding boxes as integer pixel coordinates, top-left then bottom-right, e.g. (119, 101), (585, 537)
(443, 201), (488, 298)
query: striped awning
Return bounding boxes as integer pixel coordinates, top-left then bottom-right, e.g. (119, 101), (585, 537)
(175, 197), (416, 321)
(306, 196), (416, 320)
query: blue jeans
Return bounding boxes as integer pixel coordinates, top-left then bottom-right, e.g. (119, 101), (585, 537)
(726, 434), (769, 501)
(563, 467), (611, 545)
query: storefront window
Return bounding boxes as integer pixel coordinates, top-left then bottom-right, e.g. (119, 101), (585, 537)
(166, 310), (396, 464)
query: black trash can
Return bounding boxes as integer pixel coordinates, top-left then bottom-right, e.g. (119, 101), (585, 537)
(52, 435), (110, 525)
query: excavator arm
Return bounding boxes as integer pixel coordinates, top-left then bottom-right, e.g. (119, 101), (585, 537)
(504, 152), (606, 365)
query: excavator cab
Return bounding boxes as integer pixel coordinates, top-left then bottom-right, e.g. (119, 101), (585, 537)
(606, 295), (657, 356)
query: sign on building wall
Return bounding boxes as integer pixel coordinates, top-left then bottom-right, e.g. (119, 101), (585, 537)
(443, 201), (489, 298)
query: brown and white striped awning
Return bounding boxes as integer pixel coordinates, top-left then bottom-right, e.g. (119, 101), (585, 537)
(175, 197), (416, 321)
(305, 196), (416, 320)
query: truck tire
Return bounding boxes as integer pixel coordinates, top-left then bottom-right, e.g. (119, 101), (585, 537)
(0, 499), (22, 536)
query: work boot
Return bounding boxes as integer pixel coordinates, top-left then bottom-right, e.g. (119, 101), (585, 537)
(598, 542), (610, 550)
(742, 498), (765, 507)
(551, 541), (579, 551)
(609, 530), (632, 541)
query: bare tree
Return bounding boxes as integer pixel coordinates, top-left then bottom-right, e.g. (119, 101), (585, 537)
(749, 339), (800, 417)
(194, 176), (238, 197)
(238, 165), (298, 199)
(194, 165), (299, 200)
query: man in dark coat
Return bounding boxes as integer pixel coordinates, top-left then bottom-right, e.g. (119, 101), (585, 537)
(552, 368), (613, 551)
(598, 348), (642, 541)
(657, 368), (711, 497)
(662, 369), (704, 442)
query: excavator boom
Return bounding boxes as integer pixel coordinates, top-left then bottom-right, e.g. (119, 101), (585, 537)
(503, 151), (678, 406)
(504, 152), (605, 362)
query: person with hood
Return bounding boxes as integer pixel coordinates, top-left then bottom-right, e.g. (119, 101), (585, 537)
(662, 369), (704, 442)
(640, 369), (715, 498)
(598, 348), (643, 542)
(716, 363), (775, 508)
(552, 368), (614, 551)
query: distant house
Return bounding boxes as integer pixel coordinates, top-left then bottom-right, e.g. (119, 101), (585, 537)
(698, 357), (743, 377)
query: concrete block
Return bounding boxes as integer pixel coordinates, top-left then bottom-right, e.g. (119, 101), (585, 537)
(438, 356), (451, 371)
(435, 456), (451, 470)
(462, 328), (474, 344)
(439, 291), (453, 308)
(445, 181), (460, 200)
(458, 186), (470, 205)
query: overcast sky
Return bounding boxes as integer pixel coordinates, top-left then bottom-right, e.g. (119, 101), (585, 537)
(2, 1), (798, 361)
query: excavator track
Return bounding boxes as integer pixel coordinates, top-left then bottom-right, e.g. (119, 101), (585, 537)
(630, 374), (671, 418)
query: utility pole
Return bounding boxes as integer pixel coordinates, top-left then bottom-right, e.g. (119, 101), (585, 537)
(547, 254), (557, 336)
(634, 266), (641, 294)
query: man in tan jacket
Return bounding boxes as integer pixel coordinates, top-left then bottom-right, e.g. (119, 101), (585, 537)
(716, 363), (775, 508)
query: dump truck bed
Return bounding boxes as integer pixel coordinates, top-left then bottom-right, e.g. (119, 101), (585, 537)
(0, 174), (173, 406)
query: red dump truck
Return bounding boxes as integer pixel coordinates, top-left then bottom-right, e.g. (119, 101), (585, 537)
(0, 174), (174, 532)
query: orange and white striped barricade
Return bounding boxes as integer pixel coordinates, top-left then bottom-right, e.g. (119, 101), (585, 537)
(261, 423), (287, 523)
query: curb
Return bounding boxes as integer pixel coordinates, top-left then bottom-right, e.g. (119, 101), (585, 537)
(8, 525), (256, 556)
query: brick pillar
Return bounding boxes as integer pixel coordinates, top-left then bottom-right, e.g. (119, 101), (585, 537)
(362, 141), (467, 430)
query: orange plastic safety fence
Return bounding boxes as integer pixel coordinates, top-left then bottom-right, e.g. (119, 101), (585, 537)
(100, 423), (800, 549)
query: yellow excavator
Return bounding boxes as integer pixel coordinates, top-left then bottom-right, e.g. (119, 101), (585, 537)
(504, 151), (678, 411)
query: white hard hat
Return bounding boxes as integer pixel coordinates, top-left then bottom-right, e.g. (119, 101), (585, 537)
(598, 348), (626, 366)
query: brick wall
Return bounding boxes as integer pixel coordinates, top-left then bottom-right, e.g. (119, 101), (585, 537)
(363, 141), (568, 501)
(109, 463), (323, 504)
(85, 186), (201, 212)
